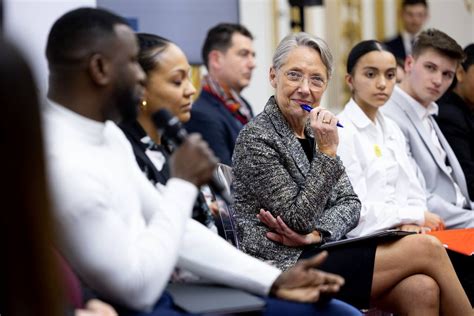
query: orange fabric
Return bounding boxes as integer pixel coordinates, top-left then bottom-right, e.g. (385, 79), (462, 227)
(428, 228), (474, 256)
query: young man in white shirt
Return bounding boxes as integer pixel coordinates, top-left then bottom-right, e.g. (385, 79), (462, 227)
(43, 7), (360, 316)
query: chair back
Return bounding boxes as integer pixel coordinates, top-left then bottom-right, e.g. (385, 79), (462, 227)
(212, 164), (239, 248)
(215, 163), (233, 196)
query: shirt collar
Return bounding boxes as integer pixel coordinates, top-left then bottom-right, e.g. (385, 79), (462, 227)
(344, 98), (388, 130)
(401, 31), (416, 42)
(344, 98), (373, 129)
(395, 86), (439, 120)
(401, 30), (422, 44)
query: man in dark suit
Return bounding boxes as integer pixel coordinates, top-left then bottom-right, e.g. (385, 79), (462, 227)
(384, 0), (429, 61)
(184, 23), (256, 165)
(436, 44), (474, 200)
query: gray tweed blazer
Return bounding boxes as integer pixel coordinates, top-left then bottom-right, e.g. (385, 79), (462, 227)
(232, 97), (360, 270)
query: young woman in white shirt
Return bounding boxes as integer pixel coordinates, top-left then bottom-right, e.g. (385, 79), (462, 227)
(337, 40), (444, 237)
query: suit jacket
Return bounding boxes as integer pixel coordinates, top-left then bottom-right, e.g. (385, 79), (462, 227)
(184, 90), (252, 165)
(232, 97), (360, 270)
(384, 34), (406, 61)
(382, 86), (474, 228)
(436, 90), (474, 200)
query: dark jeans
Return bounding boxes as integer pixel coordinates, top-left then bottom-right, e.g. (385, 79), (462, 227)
(116, 291), (362, 316)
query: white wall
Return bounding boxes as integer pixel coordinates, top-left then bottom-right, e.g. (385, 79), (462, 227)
(304, 4), (331, 109)
(361, 0), (375, 39)
(239, 0), (276, 115)
(4, 0), (97, 97)
(427, 0), (474, 47)
(384, 0), (398, 39)
(2, 0), (275, 113)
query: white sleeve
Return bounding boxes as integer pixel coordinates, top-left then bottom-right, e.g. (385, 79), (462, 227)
(397, 127), (427, 222)
(52, 164), (198, 312)
(122, 134), (282, 299)
(178, 219), (281, 296)
(338, 128), (424, 238)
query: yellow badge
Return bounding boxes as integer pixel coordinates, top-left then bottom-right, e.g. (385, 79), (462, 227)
(374, 144), (382, 158)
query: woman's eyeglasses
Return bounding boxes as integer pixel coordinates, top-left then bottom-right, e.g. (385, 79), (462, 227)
(284, 70), (326, 90)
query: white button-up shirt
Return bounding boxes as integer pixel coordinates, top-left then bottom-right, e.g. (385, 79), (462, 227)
(337, 99), (426, 237)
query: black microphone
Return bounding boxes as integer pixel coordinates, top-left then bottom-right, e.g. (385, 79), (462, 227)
(152, 109), (233, 205)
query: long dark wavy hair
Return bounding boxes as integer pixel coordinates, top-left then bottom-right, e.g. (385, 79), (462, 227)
(0, 39), (64, 316)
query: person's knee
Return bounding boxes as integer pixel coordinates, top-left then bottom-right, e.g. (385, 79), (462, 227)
(409, 275), (440, 309)
(407, 234), (445, 258)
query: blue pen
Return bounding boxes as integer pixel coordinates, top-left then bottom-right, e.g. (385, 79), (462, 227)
(301, 104), (344, 128)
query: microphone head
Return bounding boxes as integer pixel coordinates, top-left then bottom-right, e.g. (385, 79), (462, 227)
(151, 109), (187, 145)
(152, 109), (231, 204)
(152, 109), (179, 131)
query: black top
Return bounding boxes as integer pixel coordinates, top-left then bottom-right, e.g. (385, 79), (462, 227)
(297, 136), (315, 161)
(436, 90), (474, 200)
(119, 120), (171, 185)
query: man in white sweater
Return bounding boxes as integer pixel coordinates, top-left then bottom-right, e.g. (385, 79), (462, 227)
(44, 7), (360, 315)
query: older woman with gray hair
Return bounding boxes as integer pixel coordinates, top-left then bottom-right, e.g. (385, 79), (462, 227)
(232, 33), (472, 315)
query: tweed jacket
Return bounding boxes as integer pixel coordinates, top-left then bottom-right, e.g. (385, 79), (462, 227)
(232, 97), (361, 270)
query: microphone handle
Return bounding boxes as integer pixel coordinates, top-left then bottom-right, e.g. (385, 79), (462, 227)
(163, 128), (233, 204)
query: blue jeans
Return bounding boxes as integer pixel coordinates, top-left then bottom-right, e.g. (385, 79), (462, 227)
(119, 291), (361, 316)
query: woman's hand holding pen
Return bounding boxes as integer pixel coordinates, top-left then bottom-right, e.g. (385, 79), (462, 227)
(310, 107), (339, 158)
(301, 104), (344, 128)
